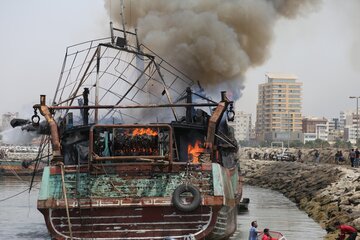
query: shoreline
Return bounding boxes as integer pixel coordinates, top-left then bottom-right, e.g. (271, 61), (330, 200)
(240, 158), (360, 239)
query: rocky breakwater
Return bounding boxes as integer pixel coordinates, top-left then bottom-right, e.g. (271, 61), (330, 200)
(241, 159), (360, 239)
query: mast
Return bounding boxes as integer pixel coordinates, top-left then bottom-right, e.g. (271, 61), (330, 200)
(110, 21), (115, 45)
(120, 0), (127, 46)
(95, 46), (101, 123)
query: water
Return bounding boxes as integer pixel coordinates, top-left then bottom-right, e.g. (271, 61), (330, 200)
(0, 177), (48, 240)
(0, 178), (325, 240)
(234, 185), (326, 239)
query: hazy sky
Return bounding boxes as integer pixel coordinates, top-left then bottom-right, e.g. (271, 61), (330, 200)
(0, 0), (359, 120)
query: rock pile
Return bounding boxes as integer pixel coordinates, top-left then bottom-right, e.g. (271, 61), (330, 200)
(241, 159), (360, 239)
(240, 147), (352, 165)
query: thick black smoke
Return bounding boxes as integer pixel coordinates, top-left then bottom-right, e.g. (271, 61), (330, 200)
(105, 0), (322, 99)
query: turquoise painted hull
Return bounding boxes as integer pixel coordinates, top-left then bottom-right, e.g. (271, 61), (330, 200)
(38, 163), (241, 239)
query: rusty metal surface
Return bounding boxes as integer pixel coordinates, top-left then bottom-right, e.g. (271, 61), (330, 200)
(48, 163), (212, 174)
(40, 166), (213, 200)
(206, 102), (226, 150)
(38, 161), (239, 239)
(40, 206), (221, 239)
(89, 124), (173, 163)
(47, 103), (219, 110)
(33, 101), (61, 158)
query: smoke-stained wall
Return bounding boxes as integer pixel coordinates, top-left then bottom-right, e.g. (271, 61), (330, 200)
(104, 0), (322, 99)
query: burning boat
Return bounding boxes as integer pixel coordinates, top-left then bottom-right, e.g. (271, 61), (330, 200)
(26, 21), (242, 239)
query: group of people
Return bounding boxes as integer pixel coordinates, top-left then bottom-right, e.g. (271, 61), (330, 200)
(335, 150), (345, 164)
(249, 221), (357, 240)
(248, 221), (278, 240)
(334, 148), (360, 167)
(247, 148), (360, 167)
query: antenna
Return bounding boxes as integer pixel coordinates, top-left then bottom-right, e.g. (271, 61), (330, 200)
(110, 22), (115, 45)
(120, 0), (127, 44)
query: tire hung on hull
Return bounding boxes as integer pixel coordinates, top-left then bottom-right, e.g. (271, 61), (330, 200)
(172, 184), (201, 212)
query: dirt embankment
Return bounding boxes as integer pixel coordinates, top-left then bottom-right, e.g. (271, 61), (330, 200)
(241, 159), (360, 239)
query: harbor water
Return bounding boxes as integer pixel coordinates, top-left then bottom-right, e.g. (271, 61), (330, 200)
(233, 185), (326, 239)
(0, 178), (326, 239)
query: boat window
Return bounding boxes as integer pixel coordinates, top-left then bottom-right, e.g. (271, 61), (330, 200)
(174, 128), (209, 163)
(91, 125), (172, 162)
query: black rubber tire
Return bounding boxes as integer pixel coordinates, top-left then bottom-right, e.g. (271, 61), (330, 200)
(172, 184), (201, 212)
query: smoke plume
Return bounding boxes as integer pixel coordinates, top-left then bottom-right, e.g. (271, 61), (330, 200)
(105, 0), (321, 99)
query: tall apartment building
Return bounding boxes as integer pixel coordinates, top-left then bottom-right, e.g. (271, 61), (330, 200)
(255, 73), (303, 142)
(228, 111), (252, 142)
(339, 111), (346, 131)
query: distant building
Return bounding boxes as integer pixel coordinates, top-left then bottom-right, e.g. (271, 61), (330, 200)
(1, 112), (18, 131)
(328, 117), (344, 143)
(339, 111), (346, 131)
(255, 73), (303, 143)
(315, 123), (329, 141)
(249, 124), (256, 141)
(343, 110), (360, 144)
(302, 117), (329, 143)
(302, 117), (327, 133)
(228, 111), (252, 142)
(303, 133), (317, 143)
(328, 118), (339, 132)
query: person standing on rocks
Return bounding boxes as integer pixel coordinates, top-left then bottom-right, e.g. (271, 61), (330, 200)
(349, 149), (355, 167)
(335, 151), (340, 164)
(314, 150), (320, 164)
(248, 221), (260, 240)
(355, 148), (360, 168)
(334, 221), (357, 240)
(297, 149), (302, 162)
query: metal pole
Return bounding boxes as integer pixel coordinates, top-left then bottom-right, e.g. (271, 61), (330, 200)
(95, 47), (100, 123)
(357, 97), (359, 143)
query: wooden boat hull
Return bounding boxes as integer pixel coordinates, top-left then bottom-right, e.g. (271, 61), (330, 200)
(38, 163), (241, 239)
(40, 206), (225, 239)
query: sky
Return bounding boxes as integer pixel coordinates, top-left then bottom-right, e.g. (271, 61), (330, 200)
(0, 0), (359, 120)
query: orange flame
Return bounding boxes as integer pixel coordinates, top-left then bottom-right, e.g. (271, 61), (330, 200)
(188, 140), (205, 163)
(132, 128), (158, 136)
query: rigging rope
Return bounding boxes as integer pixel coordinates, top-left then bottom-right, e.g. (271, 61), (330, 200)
(59, 163), (73, 239)
(0, 187), (30, 202)
(29, 135), (49, 192)
(0, 182), (39, 202)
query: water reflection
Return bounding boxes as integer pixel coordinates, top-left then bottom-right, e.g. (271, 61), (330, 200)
(0, 177), (49, 240)
(232, 185), (326, 239)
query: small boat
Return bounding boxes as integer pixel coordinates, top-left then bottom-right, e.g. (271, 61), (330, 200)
(258, 231), (287, 240)
(237, 197), (249, 212)
(0, 159), (35, 176)
(0, 145), (47, 176)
